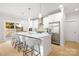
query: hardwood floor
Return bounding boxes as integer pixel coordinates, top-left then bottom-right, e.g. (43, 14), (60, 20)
(0, 41), (79, 56)
(49, 41), (79, 56)
(0, 41), (23, 56)
(0, 40), (5, 44)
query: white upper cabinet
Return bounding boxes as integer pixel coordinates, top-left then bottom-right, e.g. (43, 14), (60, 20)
(43, 12), (62, 28)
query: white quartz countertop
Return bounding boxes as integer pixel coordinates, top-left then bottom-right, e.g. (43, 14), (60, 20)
(16, 32), (49, 39)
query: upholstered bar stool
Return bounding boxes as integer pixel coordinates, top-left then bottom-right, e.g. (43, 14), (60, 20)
(12, 33), (28, 53)
(12, 34), (23, 52)
(23, 36), (41, 56)
(22, 36), (28, 56)
(16, 34), (27, 52)
(11, 34), (19, 48)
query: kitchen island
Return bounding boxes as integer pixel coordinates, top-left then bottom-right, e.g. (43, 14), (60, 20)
(16, 32), (52, 56)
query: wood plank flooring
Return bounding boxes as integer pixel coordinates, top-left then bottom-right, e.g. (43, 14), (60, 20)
(49, 41), (79, 56)
(0, 41), (23, 56)
(0, 41), (79, 56)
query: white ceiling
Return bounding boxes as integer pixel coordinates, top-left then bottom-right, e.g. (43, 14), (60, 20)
(0, 3), (79, 19)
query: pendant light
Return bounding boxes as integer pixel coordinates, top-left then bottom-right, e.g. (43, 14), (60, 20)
(39, 3), (42, 18)
(28, 8), (31, 21)
(28, 8), (32, 29)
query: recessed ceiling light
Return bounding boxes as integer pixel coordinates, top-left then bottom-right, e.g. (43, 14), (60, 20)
(74, 8), (79, 11)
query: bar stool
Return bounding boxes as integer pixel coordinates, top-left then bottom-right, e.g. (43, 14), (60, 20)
(16, 35), (27, 52)
(11, 34), (19, 48)
(11, 33), (27, 53)
(12, 35), (21, 51)
(22, 36), (28, 56)
(11, 34), (23, 52)
(23, 36), (41, 56)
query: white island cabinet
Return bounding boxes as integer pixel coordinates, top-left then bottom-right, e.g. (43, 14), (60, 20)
(16, 32), (52, 56)
(40, 34), (52, 56)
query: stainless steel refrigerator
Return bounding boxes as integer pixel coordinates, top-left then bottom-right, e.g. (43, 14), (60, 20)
(48, 21), (60, 45)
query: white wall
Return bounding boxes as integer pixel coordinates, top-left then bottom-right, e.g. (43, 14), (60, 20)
(60, 6), (65, 46)
(0, 19), (4, 40)
(0, 13), (24, 41)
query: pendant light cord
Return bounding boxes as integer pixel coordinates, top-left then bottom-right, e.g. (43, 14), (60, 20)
(28, 8), (31, 20)
(39, 3), (42, 18)
(40, 3), (41, 13)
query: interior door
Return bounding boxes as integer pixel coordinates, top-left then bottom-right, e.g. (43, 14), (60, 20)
(65, 21), (78, 42)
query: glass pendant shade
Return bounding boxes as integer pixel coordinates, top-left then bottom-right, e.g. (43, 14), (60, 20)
(39, 13), (42, 18)
(28, 8), (31, 21)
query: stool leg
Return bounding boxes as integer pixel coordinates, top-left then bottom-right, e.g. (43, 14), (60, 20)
(31, 46), (34, 56)
(38, 45), (41, 56)
(23, 45), (28, 56)
(17, 45), (21, 52)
